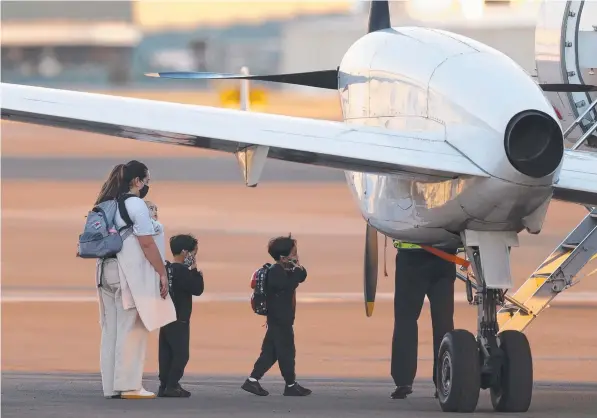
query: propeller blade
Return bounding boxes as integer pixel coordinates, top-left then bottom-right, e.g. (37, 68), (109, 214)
(146, 71), (240, 79)
(364, 223), (379, 317)
(539, 83), (597, 92)
(146, 69), (339, 90)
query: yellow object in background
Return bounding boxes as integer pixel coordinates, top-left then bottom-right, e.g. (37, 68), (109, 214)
(220, 88), (267, 110)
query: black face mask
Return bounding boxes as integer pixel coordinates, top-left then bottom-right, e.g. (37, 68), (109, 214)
(139, 184), (149, 199)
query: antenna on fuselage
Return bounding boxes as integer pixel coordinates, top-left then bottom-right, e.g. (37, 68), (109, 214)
(367, 0), (391, 33)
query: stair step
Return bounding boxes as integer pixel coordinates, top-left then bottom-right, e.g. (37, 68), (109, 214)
(501, 304), (531, 315)
(499, 210), (597, 333)
(501, 304), (520, 313)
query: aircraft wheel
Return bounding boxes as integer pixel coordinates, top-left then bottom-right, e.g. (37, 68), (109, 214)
(436, 330), (481, 413)
(490, 330), (533, 412)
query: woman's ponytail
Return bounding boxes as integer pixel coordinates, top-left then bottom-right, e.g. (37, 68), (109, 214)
(95, 164), (126, 205)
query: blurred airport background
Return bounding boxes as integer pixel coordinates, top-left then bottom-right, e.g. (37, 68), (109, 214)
(2, 0), (545, 91)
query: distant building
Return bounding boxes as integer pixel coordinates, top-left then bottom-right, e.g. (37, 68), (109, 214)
(132, 1), (354, 32)
(280, 5), (539, 75)
(1, 1), (141, 86)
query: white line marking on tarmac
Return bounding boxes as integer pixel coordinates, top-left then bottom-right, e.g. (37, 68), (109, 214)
(3, 292), (597, 303)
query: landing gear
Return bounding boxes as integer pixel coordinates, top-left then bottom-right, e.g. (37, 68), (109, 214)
(436, 330), (480, 412)
(438, 247), (533, 413)
(490, 330), (533, 412)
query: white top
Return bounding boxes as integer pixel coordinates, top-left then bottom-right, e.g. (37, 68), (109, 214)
(151, 219), (166, 262)
(114, 196), (154, 236)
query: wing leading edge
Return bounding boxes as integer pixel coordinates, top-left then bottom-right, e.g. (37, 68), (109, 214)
(0, 83), (487, 179)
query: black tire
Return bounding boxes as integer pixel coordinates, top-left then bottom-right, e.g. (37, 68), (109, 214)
(436, 330), (481, 413)
(490, 330), (533, 412)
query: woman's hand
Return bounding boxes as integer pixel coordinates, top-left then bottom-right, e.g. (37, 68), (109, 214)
(159, 275), (169, 299)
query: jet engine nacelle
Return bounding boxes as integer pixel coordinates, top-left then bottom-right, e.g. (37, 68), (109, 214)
(338, 27), (564, 187)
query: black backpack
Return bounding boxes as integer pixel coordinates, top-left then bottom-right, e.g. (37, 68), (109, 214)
(250, 263), (271, 316)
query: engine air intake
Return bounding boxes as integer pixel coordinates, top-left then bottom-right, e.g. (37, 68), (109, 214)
(504, 110), (564, 178)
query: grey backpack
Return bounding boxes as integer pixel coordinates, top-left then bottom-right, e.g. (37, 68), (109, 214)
(77, 194), (134, 259)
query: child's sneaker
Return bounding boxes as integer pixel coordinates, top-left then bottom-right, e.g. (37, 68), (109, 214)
(283, 382), (312, 396)
(241, 378), (269, 396)
(162, 385), (191, 398)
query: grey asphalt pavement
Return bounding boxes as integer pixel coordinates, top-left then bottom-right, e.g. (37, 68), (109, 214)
(2, 373), (596, 418)
(1, 157), (345, 182)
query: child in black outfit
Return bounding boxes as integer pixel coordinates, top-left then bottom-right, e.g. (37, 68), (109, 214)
(241, 234), (312, 397)
(158, 234), (204, 398)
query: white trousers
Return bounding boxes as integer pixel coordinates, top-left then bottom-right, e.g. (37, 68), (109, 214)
(99, 258), (149, 396)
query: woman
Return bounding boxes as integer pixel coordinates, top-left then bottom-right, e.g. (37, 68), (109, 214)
(94, 160), (176, 399)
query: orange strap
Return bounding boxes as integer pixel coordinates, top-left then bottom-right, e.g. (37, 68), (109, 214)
(420, 245), (471, 269)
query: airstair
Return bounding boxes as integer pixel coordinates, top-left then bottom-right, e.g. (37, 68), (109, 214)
(489, 0), (597, 333)
(565, 95), (597, 150)
(496, 206), (597, 332)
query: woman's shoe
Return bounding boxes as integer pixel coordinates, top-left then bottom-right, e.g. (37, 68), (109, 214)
(120, 388), (156, 399)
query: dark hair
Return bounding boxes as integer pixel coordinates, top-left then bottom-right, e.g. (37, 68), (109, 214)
(170, 234), (198, 256)
(267, 234), (296, 261)
(95, 160), (148, 205)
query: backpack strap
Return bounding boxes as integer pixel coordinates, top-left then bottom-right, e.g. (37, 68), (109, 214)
(116, 193), (135, 230)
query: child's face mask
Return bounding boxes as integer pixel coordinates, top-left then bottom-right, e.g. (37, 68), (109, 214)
(280, 256), (298, 266)
(183, 252), (195, 267)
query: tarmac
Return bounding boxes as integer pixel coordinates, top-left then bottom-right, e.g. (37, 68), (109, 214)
(3, 120), (597, 418)
(1, 156), (344, 182)
(2, 372), (596, 418)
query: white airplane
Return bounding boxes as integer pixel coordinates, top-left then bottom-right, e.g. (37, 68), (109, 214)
(2, 0), (596, 414)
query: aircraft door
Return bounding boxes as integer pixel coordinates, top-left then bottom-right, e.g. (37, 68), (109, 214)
(535, 0), (597, 149)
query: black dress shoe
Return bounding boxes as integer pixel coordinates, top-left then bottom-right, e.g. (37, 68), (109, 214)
(283, 382), (312, 396)
(390, 385), (413, 399)
(241, 379), (269, 396)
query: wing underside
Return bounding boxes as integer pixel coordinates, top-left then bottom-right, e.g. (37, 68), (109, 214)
(0, 83), (487, 179)
(3, 83), (596, 206)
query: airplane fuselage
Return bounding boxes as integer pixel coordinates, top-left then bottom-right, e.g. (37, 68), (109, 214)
(338, 27), (565, 246)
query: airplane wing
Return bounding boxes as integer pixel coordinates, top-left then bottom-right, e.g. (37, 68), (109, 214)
(553, 150), (597, 207)
(0, 83), (487, 179)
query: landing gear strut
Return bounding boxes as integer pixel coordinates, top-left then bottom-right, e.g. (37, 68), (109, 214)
(437, 248), (533, 413)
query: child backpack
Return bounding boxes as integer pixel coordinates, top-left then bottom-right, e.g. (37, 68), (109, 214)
(77, 194), (134, 259)
(250, 263), (272, 316)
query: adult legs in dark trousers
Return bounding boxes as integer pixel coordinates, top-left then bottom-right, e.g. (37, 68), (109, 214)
(390, 250), (456, 399)
(242, 323), (311, 396)
(158, 320), (191, 397)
